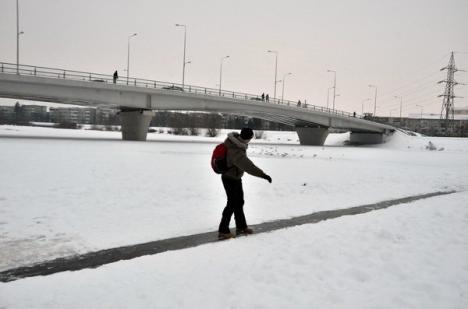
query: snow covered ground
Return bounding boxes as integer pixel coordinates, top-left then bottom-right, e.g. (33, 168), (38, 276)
(1, 125), (468, 308)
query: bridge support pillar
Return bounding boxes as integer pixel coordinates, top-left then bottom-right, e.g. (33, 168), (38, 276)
(295, 127), (329, 146)
(349, 132), (384, 145)
(119, 109), (154, 141)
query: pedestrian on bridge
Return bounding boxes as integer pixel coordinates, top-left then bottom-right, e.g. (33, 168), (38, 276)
(266, 94), (269, 102)
(261, 93), (265, 101)
(218, 128), (272, 240)
(113, 70), (119, 84)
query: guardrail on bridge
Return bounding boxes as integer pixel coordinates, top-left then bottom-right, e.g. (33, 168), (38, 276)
(0, 62), (363, 119)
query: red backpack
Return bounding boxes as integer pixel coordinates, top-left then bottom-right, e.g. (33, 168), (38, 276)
(211, 143), (229, 174)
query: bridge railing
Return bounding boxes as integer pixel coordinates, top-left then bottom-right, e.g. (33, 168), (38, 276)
(0, 62), (362, 119)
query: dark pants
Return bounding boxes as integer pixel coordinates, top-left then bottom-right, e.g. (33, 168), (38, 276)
(218, 176), (247, 233)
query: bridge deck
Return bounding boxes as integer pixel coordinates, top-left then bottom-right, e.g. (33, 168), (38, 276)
(0, 62), (394, 133)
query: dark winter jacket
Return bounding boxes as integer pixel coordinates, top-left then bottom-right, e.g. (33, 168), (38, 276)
(223, 132), (266, 180)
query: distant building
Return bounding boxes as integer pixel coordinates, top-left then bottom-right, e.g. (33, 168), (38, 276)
(408, 112), (468, 120)
(96, 107), (117, 125)
(50, 107), (96, 124)
(21, 105), (48, 122)
(374, 116), (467, 137)
(0, 105), (15, 123)
(454, 106), (468, 116)
(0, 102), (125, 125)
(0, 103), (48, 124)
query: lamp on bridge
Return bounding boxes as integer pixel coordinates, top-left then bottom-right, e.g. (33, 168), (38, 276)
(281, 72), (292, 103)
(326, 87), (334, 110)
(16, 31), (24, 74)
(219, 55), (230, 96)
(16, 0), (24, 74)
(327, 69), (337, 111)
(184, 60), (191, 84)
(126, 33), (138, 85)
(394, 95), (403, 121)
(361, 98), (370, 115)
(416, 104), (424, 120)
(175, 24), (187, 89)
(368, 84), (378, 117)
(267, 50), (279, 100)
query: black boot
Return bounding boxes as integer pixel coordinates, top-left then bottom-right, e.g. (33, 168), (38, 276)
(236, 227), (253, 236)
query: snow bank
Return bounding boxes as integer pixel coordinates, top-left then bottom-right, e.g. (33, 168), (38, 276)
(379, 130), (468, 153)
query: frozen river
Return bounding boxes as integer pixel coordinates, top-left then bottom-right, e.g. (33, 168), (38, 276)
(1, 126), (468, 308)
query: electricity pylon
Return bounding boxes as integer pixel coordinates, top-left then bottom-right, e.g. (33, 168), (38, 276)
(438, 52), (464, 132)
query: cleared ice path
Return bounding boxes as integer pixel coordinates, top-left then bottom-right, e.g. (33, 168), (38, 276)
(0, 190), (456, 283)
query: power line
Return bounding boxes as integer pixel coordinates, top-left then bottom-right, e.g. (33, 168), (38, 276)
(377, 71), (441, 102)
(376, 52), (452, 99)
(379, 52), (467, 114)
(384, 94), (440, 111)
(377, 79), (441, 109)
(382, 78), (440, 98)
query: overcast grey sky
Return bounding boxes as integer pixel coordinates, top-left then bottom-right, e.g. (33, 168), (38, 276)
(1, 0), (467, 116)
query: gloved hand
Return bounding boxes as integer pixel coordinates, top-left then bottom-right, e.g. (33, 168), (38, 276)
(263, 174), (272, 183)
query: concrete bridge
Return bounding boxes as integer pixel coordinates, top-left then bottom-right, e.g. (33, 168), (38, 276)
(0, 62), (394, 145)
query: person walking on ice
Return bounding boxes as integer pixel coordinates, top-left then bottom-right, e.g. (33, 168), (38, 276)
(217, 128), (272, 240)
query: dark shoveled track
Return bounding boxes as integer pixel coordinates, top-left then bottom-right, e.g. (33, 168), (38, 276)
(0, 190), (456, 283)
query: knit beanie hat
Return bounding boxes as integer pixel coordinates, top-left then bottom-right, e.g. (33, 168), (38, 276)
(240, 127), (254, 140)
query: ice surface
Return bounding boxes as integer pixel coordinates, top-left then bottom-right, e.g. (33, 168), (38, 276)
(1, 125), (467, 308)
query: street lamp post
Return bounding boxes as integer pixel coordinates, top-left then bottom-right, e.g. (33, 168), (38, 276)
(281, 72), (292, 103)
(369, 85), (378, 116)
(361, 98), (370, 115)
(394, 95), (403, 121)
(326, 87), (333, 109)
(267, 50), (278, 100)
(126, 33), (137, 85)
(219, 55), (230, 96)
(16, 0), (24, 74)
(416, 104), (423, 119)
(416, 104), (424, 129)
(184, 60), (191, 84)
(175, 24), (187, 89)
(327, 70), (337, 111)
